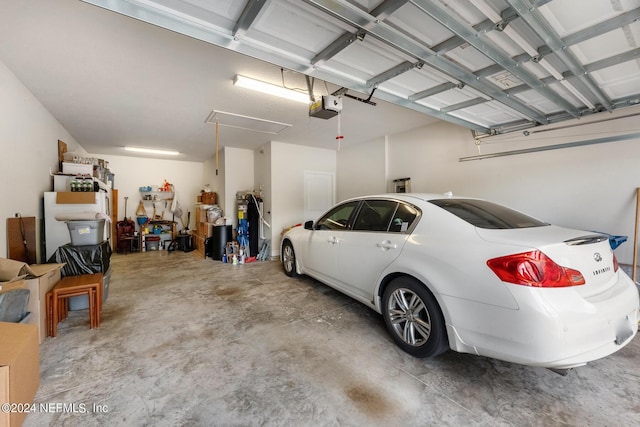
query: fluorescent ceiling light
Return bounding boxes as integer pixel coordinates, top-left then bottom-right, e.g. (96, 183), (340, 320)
(124, 147), (180, 156)
(233, 75), (310, 104)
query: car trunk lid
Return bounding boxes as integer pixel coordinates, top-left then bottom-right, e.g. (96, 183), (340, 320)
(477, 226), (618, 296)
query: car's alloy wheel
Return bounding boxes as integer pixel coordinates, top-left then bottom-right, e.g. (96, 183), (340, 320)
(282, 241), (298, 277)
(382, 277), (448, 358)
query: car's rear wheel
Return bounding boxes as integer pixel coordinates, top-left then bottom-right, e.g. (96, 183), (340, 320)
(382, 277), (448, 358)
(282, 241), (298, 277)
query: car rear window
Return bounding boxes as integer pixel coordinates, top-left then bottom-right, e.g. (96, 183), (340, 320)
(429, 199), (548, 229)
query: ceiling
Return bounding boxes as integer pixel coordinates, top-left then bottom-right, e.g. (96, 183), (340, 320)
(1, 0), (639, 162)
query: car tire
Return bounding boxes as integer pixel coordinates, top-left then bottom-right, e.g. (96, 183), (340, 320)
(282, 240), (298, 277)
(382, 277), (448, 358)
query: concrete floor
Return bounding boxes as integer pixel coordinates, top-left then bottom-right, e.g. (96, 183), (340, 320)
(25, 250), (640, 426)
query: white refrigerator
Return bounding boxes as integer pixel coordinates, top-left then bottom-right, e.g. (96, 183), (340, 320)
(43, 191), (111, 260)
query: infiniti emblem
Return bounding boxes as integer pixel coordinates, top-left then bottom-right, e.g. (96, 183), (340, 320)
(594, 252), (603, 262)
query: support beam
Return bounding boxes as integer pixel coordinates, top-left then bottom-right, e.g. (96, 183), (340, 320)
(562, 7), (640, 47)
(303, 0), (549, 124)
(440, 97), (487, 113)
(311, 31), (364, 66)
(311, 0), (407, 66)
(233, 0), (267, 38)
(409, 82), (458, 101)
(412, 0), (581, 118)
(506, 0), (613, 112)
(366, 61), (423, 88)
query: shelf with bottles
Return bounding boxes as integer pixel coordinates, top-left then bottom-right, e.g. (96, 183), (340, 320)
(140, 180), (174, 199)
(139, 188), (174, 202)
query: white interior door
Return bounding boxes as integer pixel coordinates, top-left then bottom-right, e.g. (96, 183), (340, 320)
(303, 171), (335, 221)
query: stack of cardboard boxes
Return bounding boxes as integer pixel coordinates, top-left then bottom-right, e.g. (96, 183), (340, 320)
(192, 192), (217, 257)
(1, 260), (64, 426)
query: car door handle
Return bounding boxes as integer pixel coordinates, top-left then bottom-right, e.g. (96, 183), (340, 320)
(328, 237), (338, 244)
(377, 241), (397, 249)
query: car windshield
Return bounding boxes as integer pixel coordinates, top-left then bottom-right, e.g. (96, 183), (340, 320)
(429, 199), (548, 229)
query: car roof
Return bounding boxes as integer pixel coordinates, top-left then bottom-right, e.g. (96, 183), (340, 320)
(342, 192), (470, 204)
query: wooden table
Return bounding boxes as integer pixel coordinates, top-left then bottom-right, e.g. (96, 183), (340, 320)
(46, 273), (103, 337)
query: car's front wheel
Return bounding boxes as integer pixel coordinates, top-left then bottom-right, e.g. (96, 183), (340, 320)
(281, 241), (298, 277)
(382, 277), (448, 358)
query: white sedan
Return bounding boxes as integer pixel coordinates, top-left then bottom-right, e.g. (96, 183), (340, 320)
(281, 193), (639, 372)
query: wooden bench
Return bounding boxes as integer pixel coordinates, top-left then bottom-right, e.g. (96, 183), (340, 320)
(46, 273), (103, 337)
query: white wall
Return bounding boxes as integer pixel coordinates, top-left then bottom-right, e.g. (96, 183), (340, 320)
(353, 111), (640, 265)
(96, 154), (203, 231)
(270, 141), (336, 256)
(337, 137), (387, 201)
(222, 147), (255, 228)
(0, 60), (86, 261)
(386, 121), (471, 194)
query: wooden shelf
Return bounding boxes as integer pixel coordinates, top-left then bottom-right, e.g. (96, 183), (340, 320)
(140, 220), (177, 251)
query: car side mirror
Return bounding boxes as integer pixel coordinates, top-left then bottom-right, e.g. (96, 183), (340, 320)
(304, 220), (314, 230)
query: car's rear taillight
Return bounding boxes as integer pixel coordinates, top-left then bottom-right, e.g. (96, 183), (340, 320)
(613, 253), (619, 272)
(487, 250), (585, 288)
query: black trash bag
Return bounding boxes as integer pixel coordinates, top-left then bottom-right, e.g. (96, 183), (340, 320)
(48, 240), (111, 277)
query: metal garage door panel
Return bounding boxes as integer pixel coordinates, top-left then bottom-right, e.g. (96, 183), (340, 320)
(77, 0), (640, 139)
(513, 87), (565, 115)
(450, 101), (529, 128)
(445, 44), (497, 73)
(430, 86), (487, 106)
(592, 62), (640, 100)
(149, 0), (241, 32)
(247, 1), (351, 61)
(569, 26), (640, 64)
(328, 37), (415, 82)
(538, 0), (637, 36)
(385, 2), (454, 46)
(377, 68), (451, 99)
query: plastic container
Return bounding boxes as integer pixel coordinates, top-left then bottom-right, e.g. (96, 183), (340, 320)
(145, 236), (161, 251)
(66, 220), (105, 246)
(68, 267), (112, 311)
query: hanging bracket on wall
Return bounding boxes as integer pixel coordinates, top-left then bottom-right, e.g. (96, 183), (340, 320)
(332, 87), (377, 106)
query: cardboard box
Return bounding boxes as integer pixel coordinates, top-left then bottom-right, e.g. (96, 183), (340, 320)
(24, 265), (63, 344)
(193, 234), (205, 254)
(195, 206), (207, 224)
(0, 280), (25, 295)
(1, 260), (64, 345)
(0, 259), (32, 287)
(206, 223), (215, 238)
(0, 322), (39, 427)
(197, 222), (208, 239)
(201, 192), (216, 205)
(55, 192), (96, 204)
